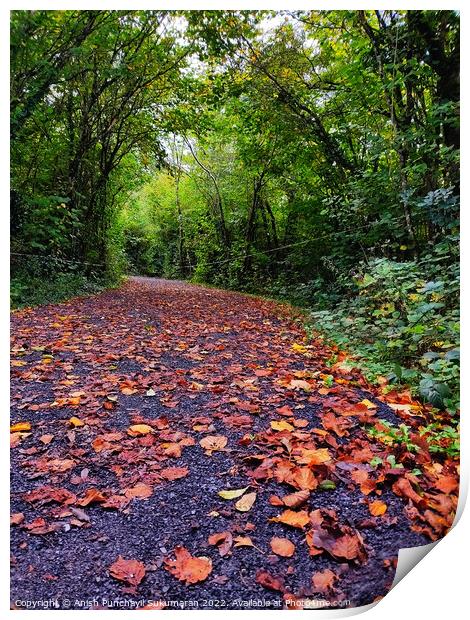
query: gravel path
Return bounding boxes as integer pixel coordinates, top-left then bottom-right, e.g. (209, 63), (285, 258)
(10, 277), (430, 610)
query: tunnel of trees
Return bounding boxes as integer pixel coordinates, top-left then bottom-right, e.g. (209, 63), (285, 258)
(11, 10), (459, 412)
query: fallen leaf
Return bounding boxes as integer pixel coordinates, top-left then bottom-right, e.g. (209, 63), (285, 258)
(270, 537), (295, 557)
(39, 434), (54, 445)
(109, 556), (146, 586)
(392, 477), (425, 506)
(270, 509), (310, 529)
(235, 491), (256, 512)
(434, 475), (459, 494)
(124, 482), (153, 499)
(77, 488), (107, 506)
(160, 467), (189, 481)
(218, 487), (249, 500)
(199, 435), (227, 455)
(69, 416), (85, 427)
(24, 486), (77, 506)
(369, 500), (387, 516)
(282, 490), (310, 508)
(127, 424), (153, 437)
(271, 420), (294, 432)
(291, 468), (318, 491)
(10, 513), (25, 525)
(255, 570), (284, 592)
(208, 531), (233, 557)
(233, 535), (254, 547)
(312, 569), (337, 592)
(164, 546), (212, 584)
(10, 422), (31, 432)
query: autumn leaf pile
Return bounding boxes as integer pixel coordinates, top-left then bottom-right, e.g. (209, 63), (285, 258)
(10, 278), (459, 608)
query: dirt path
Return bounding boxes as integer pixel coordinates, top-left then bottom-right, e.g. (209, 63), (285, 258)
(11, 277), (453, 610)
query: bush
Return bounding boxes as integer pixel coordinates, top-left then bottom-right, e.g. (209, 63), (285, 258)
(309, 248), (459, 413)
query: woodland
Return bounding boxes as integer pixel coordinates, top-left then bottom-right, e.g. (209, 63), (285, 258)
(10, 10), (459, 609)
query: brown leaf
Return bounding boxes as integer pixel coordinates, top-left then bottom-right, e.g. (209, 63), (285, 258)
(101, 495), (129, 510)
(312, 569), (337, 593)
(290, 467), (318, 491)
(255, 570), (284, 592)
(312, 528), (367, 563)
(392, 477), (425, 506)
(208, 531), (233, 557)
(24, 486), (77, 506)
(270, 537), (295, 558)
(39, 434), (54, 445)
(164, 546), (212, 584)
(109, 556), (146, 586)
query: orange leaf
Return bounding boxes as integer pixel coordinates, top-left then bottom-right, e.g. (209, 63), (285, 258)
(127, 424), (153, 437)
(10, 513), (25, 525)
(77, 488), (107, 506)
(199, 435), (227, 455)
(109, 556), (146, 586)
(160, 467), (189, 481)
(124, 482), (153, 500)
(270, 509), (310, 529)
(282, 490), (310, 508)
(291, 468), (318, 491)
(39, 434), (54, 445)
(164, 546), (212, 584)
(10, 422), (31, 432)
(369, 500), (387, 516)
(270, 537), (295, 557)
(392, 477), (424, 506)
(233, 535), (254, 548)
(434, 475), (459, 494)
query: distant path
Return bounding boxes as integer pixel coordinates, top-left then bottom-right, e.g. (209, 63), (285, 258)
(11, 278), (435, 609)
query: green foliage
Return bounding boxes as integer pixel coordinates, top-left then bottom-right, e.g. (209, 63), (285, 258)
(11, 272), (107, 309)
(310, 220), (459, 413)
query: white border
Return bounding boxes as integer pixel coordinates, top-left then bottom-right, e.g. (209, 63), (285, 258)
(2, 3), (467, 619)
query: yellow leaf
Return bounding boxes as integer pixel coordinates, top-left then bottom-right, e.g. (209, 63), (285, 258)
(360, 399), (377, 409)
(218, 487), (249, 500)
(69, 416), (85, 427)
(271, 420), (294, 432)
(369, 500), (387, 516)
(10, 422), (31, 432)
(235, 491), (257, 512)
(127, 424), (153, 436)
